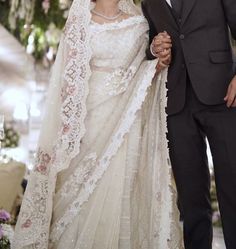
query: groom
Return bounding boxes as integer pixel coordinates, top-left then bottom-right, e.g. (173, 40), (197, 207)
(142, 0), (236, 248)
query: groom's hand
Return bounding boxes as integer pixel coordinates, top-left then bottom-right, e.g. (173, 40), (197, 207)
(224, 75), (236, 107)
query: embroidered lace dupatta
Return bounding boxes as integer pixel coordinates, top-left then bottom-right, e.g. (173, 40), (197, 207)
(13, 0), (182, 248)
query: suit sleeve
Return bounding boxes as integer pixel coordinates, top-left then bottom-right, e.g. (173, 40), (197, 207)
(221, 0), (236, 40)
(141, 1), (157, 60)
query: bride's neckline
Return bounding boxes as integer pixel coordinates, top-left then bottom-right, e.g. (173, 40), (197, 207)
(90, 15), (144, 27)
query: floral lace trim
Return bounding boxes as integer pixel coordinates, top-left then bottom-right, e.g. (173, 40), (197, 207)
(104, 66), (137, 96)
(154, 70), (184, 248)
(50, 61), (157, 243)
(12, 0), (92, 248)
(55, 2), (92, 172)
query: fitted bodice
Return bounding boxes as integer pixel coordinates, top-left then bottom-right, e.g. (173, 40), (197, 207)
(90, 15), (148, 71)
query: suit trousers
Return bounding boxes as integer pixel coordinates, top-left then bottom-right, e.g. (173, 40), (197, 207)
(167, 77), (236, 249)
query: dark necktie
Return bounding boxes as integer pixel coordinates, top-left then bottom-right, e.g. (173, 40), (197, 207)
(170, 0), (183, 17)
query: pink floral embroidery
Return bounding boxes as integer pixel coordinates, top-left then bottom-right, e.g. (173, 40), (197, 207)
(36, 164), (47, 174)
(62, 124), (71, 134)
(21, 219), (32, 229)
(35, 149), (51, 175)
(66, 84), (77, 95)
(42, 153), (51, 163)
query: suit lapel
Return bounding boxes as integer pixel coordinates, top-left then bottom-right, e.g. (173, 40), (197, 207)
(181, 0), (197, 25)
(154, 0), (179, 30)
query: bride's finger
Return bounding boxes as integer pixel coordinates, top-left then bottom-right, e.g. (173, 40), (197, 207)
(153, 43), (172, 52)
(154, 37), (171, 45)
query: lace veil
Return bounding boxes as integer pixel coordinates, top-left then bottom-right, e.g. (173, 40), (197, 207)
(13, 0), (184, 248)
(12, 1), (152, 249)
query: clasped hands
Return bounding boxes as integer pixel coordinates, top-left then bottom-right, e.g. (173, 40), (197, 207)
(151, 31), (172, 73)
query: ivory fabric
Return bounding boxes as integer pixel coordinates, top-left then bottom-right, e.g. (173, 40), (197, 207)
(13, 1), (183, 249)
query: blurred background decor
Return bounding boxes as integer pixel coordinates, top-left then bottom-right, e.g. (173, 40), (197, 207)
(0, 0), (72, 66)
(0, 0), (235, 66)
(0, 115), (4, 148)
(1, 123), (20, 149)
(0, 160), (26, 216)
(0, 209), (14, 249)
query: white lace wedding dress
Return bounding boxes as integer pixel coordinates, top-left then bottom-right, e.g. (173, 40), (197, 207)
(51, 16), (160, 249)
(13, 1), (183, 248)
(49, 16), (181, 249)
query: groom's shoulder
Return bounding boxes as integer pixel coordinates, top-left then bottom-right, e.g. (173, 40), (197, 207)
(141, 0), (150, 6)
(141, 0), (154, 9)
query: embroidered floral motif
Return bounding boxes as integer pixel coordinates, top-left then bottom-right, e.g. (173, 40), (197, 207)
(21, 219), (32, 229)
(13, 1), (183, 249)
(13, 0), (92, 248)
(35, 149), (51, 175)
(104, 66), (137, 96)
(50, 61), (157, 243)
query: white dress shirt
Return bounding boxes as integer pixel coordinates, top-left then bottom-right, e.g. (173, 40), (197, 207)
(166, 0), (172, 7)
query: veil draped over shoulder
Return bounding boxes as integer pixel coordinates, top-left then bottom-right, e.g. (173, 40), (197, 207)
(13, 0), (183, 248)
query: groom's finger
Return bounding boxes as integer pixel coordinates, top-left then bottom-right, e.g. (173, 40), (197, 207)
(224, 84), (231, 102)
(226, 89), (236, 107)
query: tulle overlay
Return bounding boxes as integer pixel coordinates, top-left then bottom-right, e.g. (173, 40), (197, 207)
(13, 0), (183, 248)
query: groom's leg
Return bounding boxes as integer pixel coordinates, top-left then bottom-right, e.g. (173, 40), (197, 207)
(202, 105), (236, 249)
(168, 111), (213, 249)
(167, 83), (213, 249)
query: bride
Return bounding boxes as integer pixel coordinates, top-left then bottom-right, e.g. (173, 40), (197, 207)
(13, 0), (183, 248)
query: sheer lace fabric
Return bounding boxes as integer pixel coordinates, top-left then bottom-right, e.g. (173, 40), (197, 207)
(49, 18), (183, 249)
(13, 1), (183, 249)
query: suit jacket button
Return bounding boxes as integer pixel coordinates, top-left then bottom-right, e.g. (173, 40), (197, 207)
(179, 34), (185, 40)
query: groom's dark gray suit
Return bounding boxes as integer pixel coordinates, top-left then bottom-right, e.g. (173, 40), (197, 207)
(142, 0), (236, 248)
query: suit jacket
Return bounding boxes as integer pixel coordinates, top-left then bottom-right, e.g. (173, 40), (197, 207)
(142, 0), (236, 114)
